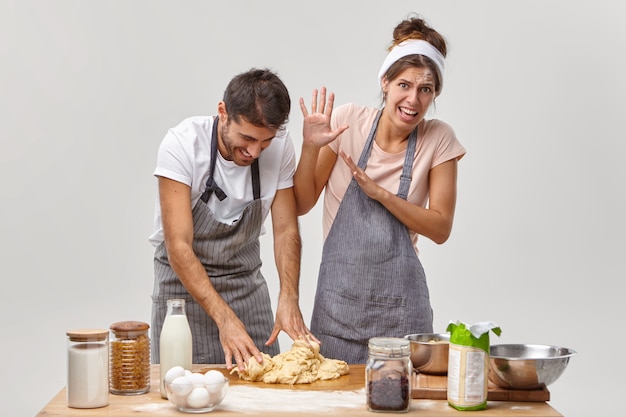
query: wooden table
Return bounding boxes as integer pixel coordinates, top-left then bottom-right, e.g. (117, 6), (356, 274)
(36, 365), (563, 416)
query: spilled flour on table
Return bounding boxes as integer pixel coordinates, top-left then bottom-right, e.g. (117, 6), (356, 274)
(132, 402), (173, 413)
(220, 386), (366, 413)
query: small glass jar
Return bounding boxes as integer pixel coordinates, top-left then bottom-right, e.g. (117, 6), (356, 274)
(366, 337), (412, 413)
(66, 329), (109, 409)
(109, 321), (151, 395)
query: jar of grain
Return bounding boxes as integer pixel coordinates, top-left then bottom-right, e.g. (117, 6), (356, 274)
(366, 337), (411, 413)
(109, 321), (150, 395)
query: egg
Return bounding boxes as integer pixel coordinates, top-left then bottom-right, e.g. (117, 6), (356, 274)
(189, 372), (206, 386)
(204, 370), (225, 393)
(209, 389), (224, 405)
(204, 370), (225, 384)
(169, 375), (193, 397)
(186, 386), (210, 409)
(164, 365), (186, 384)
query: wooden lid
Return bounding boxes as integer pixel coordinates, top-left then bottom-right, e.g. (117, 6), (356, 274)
(109, 321), (150, 333)
(66, 328), (108, 342)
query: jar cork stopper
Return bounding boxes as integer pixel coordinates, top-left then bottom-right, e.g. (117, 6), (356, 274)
(110, 321), (150, 333)
(66, 329), (108, 342)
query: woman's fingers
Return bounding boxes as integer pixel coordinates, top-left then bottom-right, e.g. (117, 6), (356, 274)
(339, 150), (357, 172)
(310, 88), (318, 113)
(301, 87), (337, 117)
(299, 97), (309, 116)
(318, 87), (326, 114)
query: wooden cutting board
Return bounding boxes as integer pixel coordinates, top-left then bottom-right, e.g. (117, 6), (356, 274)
(198, 365), (365, 391)
(413, 373), (550, 402)
(200, 365), (550, 402)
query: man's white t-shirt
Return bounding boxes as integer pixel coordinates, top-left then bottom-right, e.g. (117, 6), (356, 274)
(149, 116), (296, 246)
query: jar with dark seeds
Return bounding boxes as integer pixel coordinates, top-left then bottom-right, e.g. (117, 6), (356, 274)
(367, 375), (410, 411)
(365, 337), (412, 413)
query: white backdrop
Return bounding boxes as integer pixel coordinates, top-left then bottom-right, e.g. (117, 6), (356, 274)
(2, 1), (624, 416)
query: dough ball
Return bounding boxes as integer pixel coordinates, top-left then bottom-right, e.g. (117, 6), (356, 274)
(230, 337), (349, 384)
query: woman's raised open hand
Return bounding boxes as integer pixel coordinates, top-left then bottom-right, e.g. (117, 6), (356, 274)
(299, 87), (348, 149)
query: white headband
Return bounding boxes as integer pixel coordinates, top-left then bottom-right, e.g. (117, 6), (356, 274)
(377, 39), (446, 89)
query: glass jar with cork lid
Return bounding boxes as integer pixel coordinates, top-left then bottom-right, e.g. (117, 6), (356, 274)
(66, 328), (109, 408)
(109, 321), (151, 395)
(366, 337), (412, 413)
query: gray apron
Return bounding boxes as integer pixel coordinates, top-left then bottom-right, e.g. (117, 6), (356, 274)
(310, 110), (433, 363)
(151, 117), (279, 364)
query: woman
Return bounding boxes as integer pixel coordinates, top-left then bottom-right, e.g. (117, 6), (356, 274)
(294, 15), (466, 363)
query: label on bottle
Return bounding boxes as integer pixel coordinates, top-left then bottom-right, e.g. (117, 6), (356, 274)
(447, 343), (488, 410)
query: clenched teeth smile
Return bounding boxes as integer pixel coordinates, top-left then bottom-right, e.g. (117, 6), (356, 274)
(400, 107), (417, 116)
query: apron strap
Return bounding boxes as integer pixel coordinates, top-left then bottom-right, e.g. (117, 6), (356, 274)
(251, 158), (260, 200)
(200, 117), (261, 203)
(201, 117), (227, 203)
(356, 111), (382, 170)
(397, 127), (418, 200)
(355, 110), (418, 200)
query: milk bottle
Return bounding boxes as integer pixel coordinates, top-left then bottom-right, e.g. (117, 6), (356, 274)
(159, 298), (192, 399)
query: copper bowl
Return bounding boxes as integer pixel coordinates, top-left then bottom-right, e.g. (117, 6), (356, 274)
(404, 333), (450, 375)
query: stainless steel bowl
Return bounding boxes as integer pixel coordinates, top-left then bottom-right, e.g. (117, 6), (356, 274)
(489, 344), (576, 390)
(404, 333), (450, 375)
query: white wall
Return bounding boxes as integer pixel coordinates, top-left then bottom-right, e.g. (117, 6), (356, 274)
(2, 1), (624, 416)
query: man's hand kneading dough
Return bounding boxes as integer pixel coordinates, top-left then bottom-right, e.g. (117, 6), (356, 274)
(231, 338), (349, 384)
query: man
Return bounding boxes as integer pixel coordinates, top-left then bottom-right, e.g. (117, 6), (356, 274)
(149, 68), (316, 371)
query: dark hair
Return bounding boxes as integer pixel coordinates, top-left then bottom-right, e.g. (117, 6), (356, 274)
(223, 68), (291, 129)
(384, 14), (448, 95)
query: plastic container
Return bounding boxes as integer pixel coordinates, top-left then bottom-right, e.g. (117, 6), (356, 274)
(109, 321), (151, 395)
(66, 329), (109, 408)
(366, 337), (411, 413)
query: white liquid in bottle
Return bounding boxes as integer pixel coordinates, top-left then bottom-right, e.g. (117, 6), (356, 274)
(159, 299), (192, 399)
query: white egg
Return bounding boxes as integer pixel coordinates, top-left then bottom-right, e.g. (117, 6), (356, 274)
(204, 370), (225, 393)
(169, 375), (193, 397)
(170, 391), (189, 407)
(189, 372), (206, 386)
(204, 370), (224, 384)
(209, 390), (224, 404)
(164, 365), (186, 384)
(186, 386), (210, 409)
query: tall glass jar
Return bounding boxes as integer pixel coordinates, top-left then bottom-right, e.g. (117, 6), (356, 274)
(66, 329), (109, 409)
(109, 321), (151, 395)
(159, 298), (193, 399)
(366, 337), (412, 413)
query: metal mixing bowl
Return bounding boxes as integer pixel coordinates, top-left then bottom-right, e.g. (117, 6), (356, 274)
(489, 344), (576, 390)
(404, 333), (450, 375)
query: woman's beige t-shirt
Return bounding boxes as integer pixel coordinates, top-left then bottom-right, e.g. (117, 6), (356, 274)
(324, 103), (466, 253)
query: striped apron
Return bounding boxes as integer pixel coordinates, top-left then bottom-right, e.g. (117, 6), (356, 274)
(310, 110), (433, 363)
(151, 117), (279, 364)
